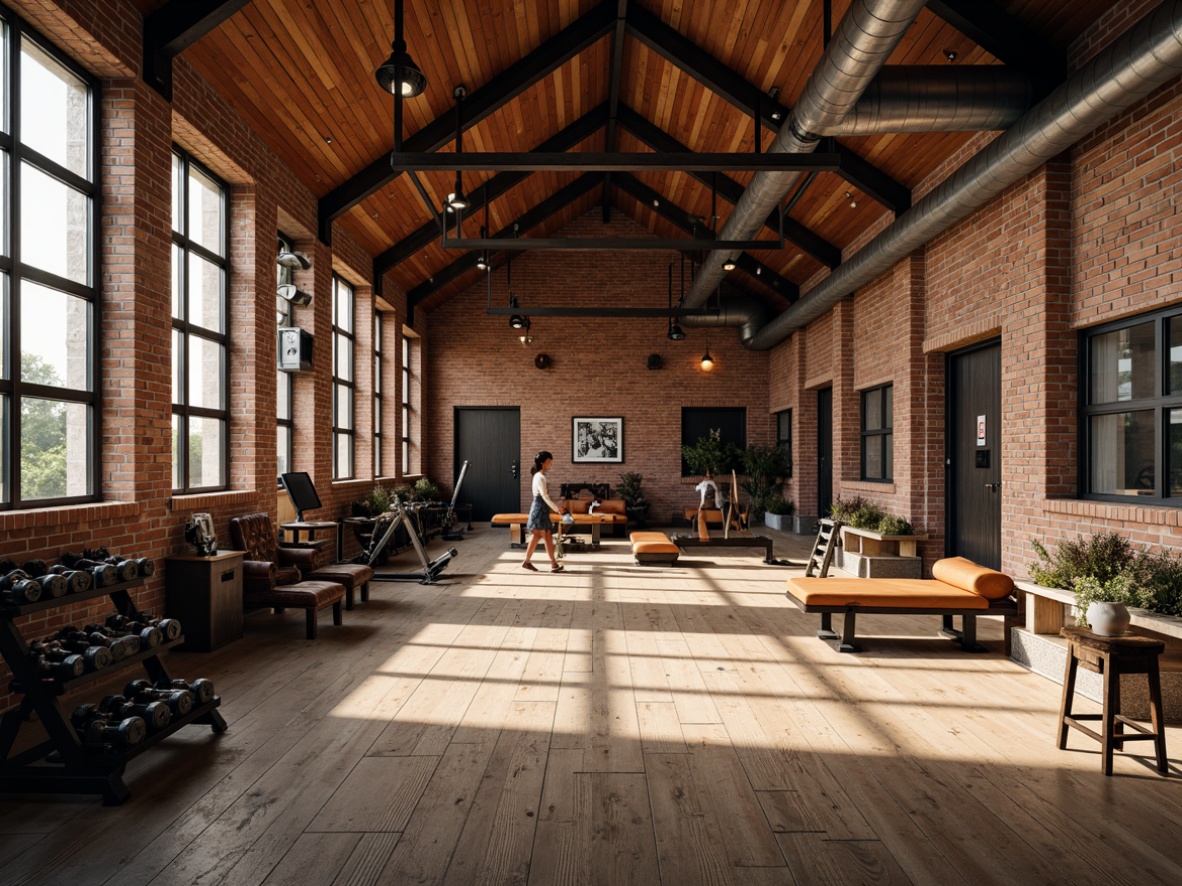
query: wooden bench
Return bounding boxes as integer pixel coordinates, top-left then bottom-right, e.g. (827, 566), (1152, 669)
(630, 531), (680, 566)
(785, 557), (1020, 653)
(491, 513), (610, 548)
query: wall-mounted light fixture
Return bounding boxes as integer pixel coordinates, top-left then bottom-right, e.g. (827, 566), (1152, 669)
(376, 0), (427, 97)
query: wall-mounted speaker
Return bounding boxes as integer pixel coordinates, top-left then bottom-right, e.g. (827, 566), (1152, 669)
(646, 354), (663, 370)
(534, 353), (551, 369)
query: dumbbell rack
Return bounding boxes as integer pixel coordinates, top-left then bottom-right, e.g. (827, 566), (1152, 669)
(0, 575), (228, 805)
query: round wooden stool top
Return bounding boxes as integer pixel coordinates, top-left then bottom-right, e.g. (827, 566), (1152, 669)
(1060, 626), (1165, 657)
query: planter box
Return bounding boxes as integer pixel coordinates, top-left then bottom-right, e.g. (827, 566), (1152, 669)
(836, 549), (922, 579)
(792, 515), (818, 535)
(764, 513), (790, 531)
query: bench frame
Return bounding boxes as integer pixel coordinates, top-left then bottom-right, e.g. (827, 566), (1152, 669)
(788, 595), (1020, 654)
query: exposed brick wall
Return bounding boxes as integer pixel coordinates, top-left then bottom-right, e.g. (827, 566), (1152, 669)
(424, 213), (772, 520)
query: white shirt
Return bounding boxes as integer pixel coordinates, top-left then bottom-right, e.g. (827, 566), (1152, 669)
(533, 471), (559, 511)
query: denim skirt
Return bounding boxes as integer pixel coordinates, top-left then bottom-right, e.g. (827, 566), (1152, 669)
(526, 495), (551, 531)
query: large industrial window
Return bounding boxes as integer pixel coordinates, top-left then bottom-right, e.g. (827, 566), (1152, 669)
(680, 407), (746, 476)
(1083, 306), (1182, 501)
(0, 20), (100, 507)
(332, 275), (355, 480)
(776, 409), (793, 478)
(373, 311), (384, 478)
(401, 334), (414, 474)
(276, 234), (295, 482)
(171, 148), (229, 493)
(861, 384), (893, 481)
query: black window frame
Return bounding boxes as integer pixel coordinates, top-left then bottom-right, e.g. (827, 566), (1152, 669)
(776, 409), (793, 478)
(1081, 304), (1182, 503)
(401, 334), (412, 474)
(275, 232), (295, 485)
(171, 146), (230, 494)
(373, 310), (384, 478)
(680, 407), (746, 476)
(332, 274), (355, 480)
(860, 384), (893, 482)
(0, 13), (102, 509)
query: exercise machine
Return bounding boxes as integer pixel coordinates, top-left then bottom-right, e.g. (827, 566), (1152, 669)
(441, 460), (470, 542)
(357, 501), (458, 584)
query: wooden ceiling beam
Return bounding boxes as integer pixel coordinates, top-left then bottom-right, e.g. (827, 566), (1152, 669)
(374, 104), (609, 277)
(403, 174), (601, 317)
(613, 173), (796, 301)
(320, 0), (617, 244)
(625, 4), (911, 214)
(928, 0), (1064, 94)
(617, 105), (840, 269)
(143, 0), (254, 101)
(603, 0), (629, 222)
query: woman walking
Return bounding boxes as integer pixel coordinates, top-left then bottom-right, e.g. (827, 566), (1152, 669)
(523, 450), (565, 573)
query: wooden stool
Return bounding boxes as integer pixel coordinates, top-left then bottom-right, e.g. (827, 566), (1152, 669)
(1058, 627), (1168, 775)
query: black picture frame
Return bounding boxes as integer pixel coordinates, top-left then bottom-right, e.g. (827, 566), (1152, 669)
(572, 417), (624, 463)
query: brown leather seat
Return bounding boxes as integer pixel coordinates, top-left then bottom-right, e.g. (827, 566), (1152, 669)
(229, 513), (346, 639)
(304, 562), (374, 609)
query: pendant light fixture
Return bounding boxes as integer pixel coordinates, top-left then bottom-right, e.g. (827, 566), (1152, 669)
(666, 263), (685, 340)
(376, 0), (428, 98)
(700, 349), (715, 371)
(722, 256), (737, 271)
(446, 86), (469, 211)
(506, 224), (526, 329)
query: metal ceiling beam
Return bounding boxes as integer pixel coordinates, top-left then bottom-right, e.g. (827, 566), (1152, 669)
(374, 104), (609, 277)
(617, 105), (840, 268)
(319, 1), (616, 244)
(403, 174), (601, 319)
(928, 0), (1064, 95)
(613, 172), (796, 300)
(387, 152), (842, 172)
(603, 0), (629, 222)
(625, 4), (911, 213)
(143, 0), (254, 101)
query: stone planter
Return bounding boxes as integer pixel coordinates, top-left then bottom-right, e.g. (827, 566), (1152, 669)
(792, 515), (818, 535)
(764, 512), (789, 531)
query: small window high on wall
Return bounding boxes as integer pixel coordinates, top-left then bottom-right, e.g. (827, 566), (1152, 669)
(777, 409), (793, 478)
(861, 384), (893, 482)
(332, 276), (355, 480)
(276, 233), (295, 482)
(1084, 306), (1182, 501)
(681, 407), (746, 476)
(0, 17), (100, 508)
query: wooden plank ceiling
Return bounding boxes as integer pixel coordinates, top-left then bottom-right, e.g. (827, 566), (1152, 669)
(149, 0), (1118, 312)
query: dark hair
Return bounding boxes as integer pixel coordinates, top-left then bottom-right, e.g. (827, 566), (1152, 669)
(530, 450), (553, 475)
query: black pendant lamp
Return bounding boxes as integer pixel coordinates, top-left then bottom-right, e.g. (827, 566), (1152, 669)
(376, 0), (428, 98)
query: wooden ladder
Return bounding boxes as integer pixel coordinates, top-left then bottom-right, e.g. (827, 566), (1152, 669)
(805, 518), (842, 577)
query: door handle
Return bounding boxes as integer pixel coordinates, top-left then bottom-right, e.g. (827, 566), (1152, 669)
(510, 460), (519, 480)
(984, 482), (1001, 492)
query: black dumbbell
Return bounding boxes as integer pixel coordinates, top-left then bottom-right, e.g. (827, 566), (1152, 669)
(29, 645), (85, 680)
(108, 556), (155, 578)
(105, 615), (162, 648)
(47, 565), (93, 594)
(0, 571), (41, 605)
(82, 624), (141, 660)
(71, 703), (103, 730)
(146, 617), (182, 642)
(124, 679), (193, 717)
(48, 634), (113, 671)
(99, 694), (171, 731)
(102, 558), (138, 582)
(159, 677), (214, 705)
(78, 715), (146, 750)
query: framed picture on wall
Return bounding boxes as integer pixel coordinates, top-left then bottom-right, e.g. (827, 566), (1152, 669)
(572, 417), (624, 463)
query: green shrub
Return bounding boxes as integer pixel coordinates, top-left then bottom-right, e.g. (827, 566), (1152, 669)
(828, 496), (912, 534)
(413, 477), (443, 502)
(682, 429), (741, 476)
(357, 484), (393, 516)
(1029, 532), (1136, 590)
(1072, 574), (1141, 628)
(765, 496), (795, 516)
(739, 444), (790, 519)
(1132, 550), (1182, 618)
(615, 472), (647, 508)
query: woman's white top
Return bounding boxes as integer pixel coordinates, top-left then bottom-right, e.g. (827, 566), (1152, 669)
(533, 470), (559, 511)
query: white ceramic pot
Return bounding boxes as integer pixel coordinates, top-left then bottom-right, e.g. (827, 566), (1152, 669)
(1086, 601), (1131, 637)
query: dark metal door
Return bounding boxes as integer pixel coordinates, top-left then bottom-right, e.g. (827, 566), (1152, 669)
(455, 407), (521, 521)
(817, 387), (833, 519)
(948, 342), (1002, 568)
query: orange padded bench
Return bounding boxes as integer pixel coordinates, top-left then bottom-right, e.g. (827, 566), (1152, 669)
(491, 512), (612, 548)
(785, 557), (1019, 653)
(630, 531), (680, 566)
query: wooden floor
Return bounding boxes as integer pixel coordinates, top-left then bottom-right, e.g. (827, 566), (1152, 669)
(1, 525), (1180, 885)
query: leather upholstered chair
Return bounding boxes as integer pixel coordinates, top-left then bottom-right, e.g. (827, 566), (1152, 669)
(229, 513), (346, 640)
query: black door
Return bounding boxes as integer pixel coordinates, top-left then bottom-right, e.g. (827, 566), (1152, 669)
(948, 342), (1002, 568)
(817, 387), (833, 519)
(455, 408), (521, 521)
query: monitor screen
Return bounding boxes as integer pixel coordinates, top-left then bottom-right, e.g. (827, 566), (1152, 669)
(281, 472), (322, 516)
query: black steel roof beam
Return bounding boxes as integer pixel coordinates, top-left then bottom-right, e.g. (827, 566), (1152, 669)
(928, 0), (1064, 95)
(617, 105), (839, 268)
(388, 153), (840, 172)
(143, 0), (254, 100)
(404, 173), (601, 311)
(625, 4), (910, 213)
(613, 172), (796, 301)
(603, 0), (629, 222)
(320, 0), (616, 243)
(374, 104), (609, 277)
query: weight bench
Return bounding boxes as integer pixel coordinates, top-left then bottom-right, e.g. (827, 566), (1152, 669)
(630, 531), (680, 566)
(491, 513), (607, 548)
(785, 557), (1019, 653)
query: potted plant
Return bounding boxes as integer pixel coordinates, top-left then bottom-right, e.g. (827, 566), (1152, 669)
(412, 477), (443, 503)
(681, 429), (741, 477)
(739, 443), (790, 520)
(615, 472), (649, 527)
(352, 484), (393, 518)
(763, 495), (795, 531)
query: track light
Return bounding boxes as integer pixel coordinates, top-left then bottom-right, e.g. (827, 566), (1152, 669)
(846, 191), (857, 209)
(447, 188), (469, 211)
(277, 251), (311, 271)
(722, 256), (737, 271)
(277, 283), (313, 306)
(668, 323), (686, 341)
(700, 349), (714, 371)
(508, 294), (527, 329)
(476, 253), (488, 271)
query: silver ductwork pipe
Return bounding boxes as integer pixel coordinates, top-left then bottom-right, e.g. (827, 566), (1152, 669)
(681, 0), (929, 310)
(749, 0), (1182, 350)
(825, 67), (1032, 136)
(680, 295), (768, 347)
